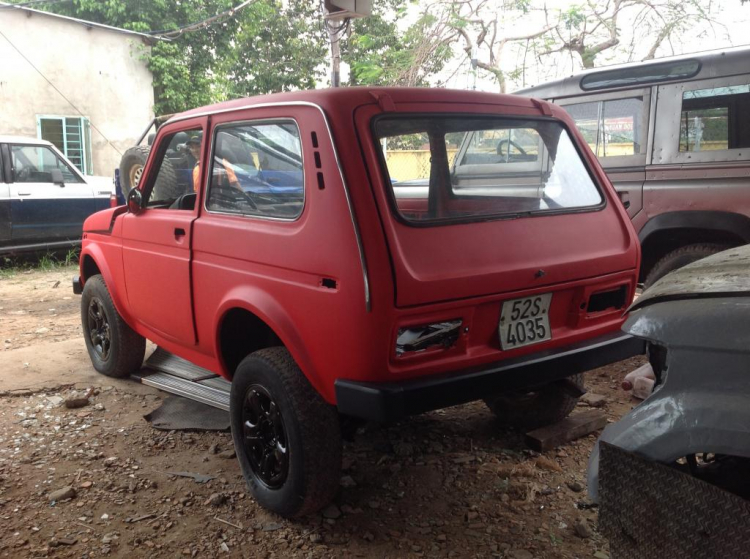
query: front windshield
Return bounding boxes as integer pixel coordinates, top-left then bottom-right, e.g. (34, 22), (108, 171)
(374, 116), (603, 224)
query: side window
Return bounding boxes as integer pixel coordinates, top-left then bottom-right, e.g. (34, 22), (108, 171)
(10, 145), (82, 183)
(144, 128), (202, 208)
(679, 84), (750, 152)
(206, 121), (304, 220)
(565, 97), (645, 158)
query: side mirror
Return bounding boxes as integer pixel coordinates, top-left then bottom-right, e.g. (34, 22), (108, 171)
(127, 188), (143, 214)
(50, 168), (64, 186)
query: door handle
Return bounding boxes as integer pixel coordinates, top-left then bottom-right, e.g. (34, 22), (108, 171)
(18, 191), (31, 196)
(174, 227), (186, 237)
(617, 190), (631, 210)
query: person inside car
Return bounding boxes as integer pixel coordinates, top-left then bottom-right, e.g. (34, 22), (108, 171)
(188, 134), (241, 192)
(187, 135), (202, 192)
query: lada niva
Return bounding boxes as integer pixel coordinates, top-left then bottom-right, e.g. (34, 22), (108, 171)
(74, 87), (642, 517)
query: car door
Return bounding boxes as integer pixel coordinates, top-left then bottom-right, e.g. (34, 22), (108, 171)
(556, 89), (651, 219)
(120, 119), (206, 346)
(647, 74), (750, 224)
(7, 142), (95, 242)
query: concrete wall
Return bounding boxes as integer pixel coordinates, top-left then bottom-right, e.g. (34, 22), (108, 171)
(0, 9), (154, 176)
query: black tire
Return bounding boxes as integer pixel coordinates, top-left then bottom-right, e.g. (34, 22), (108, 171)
(643, 243), (731, 289)
(230, 347), (342, 518)
(81, 275), (145, 378)
(119, 145), (181, 200)
(483, 374), (584, 431)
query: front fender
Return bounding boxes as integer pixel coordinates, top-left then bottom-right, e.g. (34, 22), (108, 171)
(79, 244), (132, 326)
(638, 210), (750, 245)
(588, 391), (750, 501)
(588, 333), (750, 501)
(213, 286), (327, 402)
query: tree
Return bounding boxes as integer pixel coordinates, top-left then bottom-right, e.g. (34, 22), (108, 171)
(31, 0), (327, 114)
(554, 0), (725, 69)
(342, 0), (454, 87)
(35, 0), (240, 113)
(431, 0), (558, 93)
(217, 0), (326, 99)
(433, 0), (723, 92)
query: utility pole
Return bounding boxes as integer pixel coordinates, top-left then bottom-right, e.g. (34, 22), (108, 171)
(323, 0), (372, 88)
(328, 21), (342, 88)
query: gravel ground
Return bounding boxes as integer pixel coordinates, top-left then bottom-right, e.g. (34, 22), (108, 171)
(0, 266), (646, 558)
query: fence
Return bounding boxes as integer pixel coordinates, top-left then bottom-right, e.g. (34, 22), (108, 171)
(384, 149), (459, 182)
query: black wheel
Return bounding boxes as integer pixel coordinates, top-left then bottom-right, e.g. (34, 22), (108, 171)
(483, 374), (584, 431)
(81, 275), (145, 378)
(643, 243), (731, 289)
(230, 347), (342, 518)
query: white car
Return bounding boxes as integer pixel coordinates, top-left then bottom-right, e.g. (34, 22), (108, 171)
(0, 136), (114, 254)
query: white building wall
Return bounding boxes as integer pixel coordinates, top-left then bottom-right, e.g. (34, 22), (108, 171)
(0, 9), (154, 175)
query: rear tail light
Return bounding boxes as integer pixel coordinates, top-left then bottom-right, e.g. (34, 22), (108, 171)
(396, 319), (462, 356)
(109, 193), (118, 207)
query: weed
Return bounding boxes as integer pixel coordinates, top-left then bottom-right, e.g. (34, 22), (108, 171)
(0, 267), (16, 279)
(0, 248), (79, 277)
(64, 247), (80, 267)
(0, 256), (18, 279)
(38, 253), (56, 271)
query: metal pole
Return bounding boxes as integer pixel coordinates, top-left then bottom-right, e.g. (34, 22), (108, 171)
(329, 23), (341, 88)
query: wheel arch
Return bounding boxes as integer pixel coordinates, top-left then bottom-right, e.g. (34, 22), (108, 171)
(638, 211), (750, 282)
(79, 247), (132, 324)
(213, 289), (327, 402)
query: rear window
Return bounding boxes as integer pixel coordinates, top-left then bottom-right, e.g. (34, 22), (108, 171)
(374, 116), (603, 224)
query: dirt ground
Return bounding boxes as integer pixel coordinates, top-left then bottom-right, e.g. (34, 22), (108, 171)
(0, 266), (646, 558)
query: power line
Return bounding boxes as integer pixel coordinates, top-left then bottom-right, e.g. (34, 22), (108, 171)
(0, 28), (123, 156)
(0, 0), (71, 9)
(148, 0), (256, 38)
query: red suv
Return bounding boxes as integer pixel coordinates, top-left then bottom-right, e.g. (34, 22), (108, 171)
(74, 88), (642, 517)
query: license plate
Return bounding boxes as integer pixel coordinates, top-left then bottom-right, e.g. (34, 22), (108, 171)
(499, 293), (552, 350)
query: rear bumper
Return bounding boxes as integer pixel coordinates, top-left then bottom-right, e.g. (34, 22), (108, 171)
(335, 331), (644, 422)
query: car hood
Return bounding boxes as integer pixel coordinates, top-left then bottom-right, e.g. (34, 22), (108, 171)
(630, 244), (750, 312)
(83, 206), (127, 233)
(84, 175), (115, 193)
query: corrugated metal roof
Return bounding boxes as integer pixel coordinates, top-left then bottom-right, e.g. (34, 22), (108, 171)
(0, 2), (164, 43)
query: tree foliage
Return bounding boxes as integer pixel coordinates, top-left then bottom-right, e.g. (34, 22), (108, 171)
(216, 0), (326, 100)
(342, 0), (453, 87)
(21, 0), (454, 113)
(30, 0), (325, 115)
(435, 0), (724, 92)
(554, 0), (724, 69)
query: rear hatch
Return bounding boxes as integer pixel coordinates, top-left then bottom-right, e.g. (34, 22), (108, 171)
(362, 101), (638, 309)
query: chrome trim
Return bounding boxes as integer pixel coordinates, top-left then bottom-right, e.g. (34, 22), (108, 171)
(173, 100), (371, 312)
(202, 118), (305, 223)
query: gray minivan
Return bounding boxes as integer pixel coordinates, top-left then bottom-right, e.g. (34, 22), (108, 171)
(520, 46), (750, 286)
